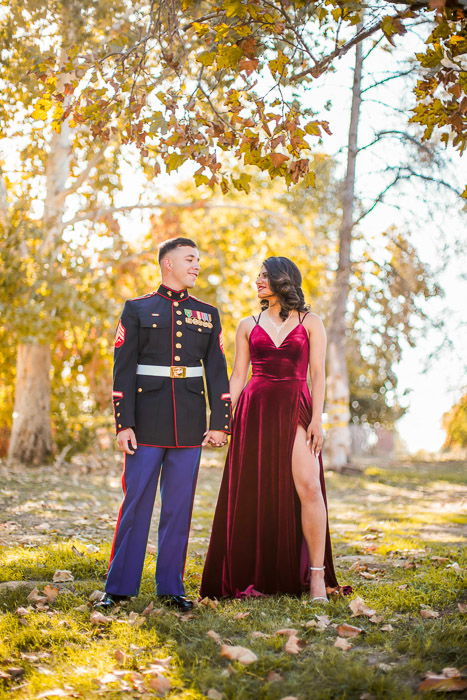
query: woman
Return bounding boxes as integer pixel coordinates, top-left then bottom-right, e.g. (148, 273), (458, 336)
(200, 257), (349, 601)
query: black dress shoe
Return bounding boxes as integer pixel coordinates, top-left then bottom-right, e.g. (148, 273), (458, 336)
(93, 593), (129, 609)
(158, 594), (194, 612)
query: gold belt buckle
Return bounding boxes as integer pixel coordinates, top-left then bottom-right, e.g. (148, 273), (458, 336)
(170, 366), (186, 378)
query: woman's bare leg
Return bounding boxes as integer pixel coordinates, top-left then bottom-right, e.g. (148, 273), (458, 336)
(292, 425), (327, 598)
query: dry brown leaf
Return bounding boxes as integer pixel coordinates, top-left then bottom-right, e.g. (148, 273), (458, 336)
(441, 668), (462, 678)
(127, 611), (145, 627)
(114, 649), (126, 664)
(220, 644), (258, 665)
(276, 628), (298, 636)
(90, 610), (112, 625)
(266, 671), (283, 682)
(147, 673), (171, 695)
(199, 597), (219, 609)
(397, 584), (408, 590)
(146, 543), (157, 555)
(285, 634), (305, 654)
(420, 608), (440, 619)
(418, 676), (467, 692)
(233, 611), (250, 619)
(334, 636), (353, 651)
(279, 697), (299, 700)
(250, 631), (269, 639)
(381, 624), (394, 632)
(35, 690), (73, 698)
(6, 667), (24, 678)
(207, 629), (222, 645)
(457, 602), (467, 613)
(27, 588), (48, 605)
(142, 601), (154, 616)
(16, 606), (30, 616)
(359, 571), (377, 580)
(43, 585), (60, 603)
(270, 152), (290, 168)
(52, 570), (74, 583)
(369, 614), (385, 624)
(315, 614), (331, 629)
(336, 623), (363, 638)
(207, 689), (224, 700)
(349, 596), (376, 618)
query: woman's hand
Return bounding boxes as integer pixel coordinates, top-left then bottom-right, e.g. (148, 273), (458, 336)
(306, 419), (324, 456)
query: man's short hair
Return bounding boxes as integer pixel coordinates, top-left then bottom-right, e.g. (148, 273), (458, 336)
(158, 237), (198, 263)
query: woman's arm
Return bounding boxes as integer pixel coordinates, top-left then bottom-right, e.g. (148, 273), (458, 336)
(304, 313), (327, 455)
(229, 318), (253, 409)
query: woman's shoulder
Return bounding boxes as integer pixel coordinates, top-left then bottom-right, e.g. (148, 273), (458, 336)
(302, 310), (325, 331)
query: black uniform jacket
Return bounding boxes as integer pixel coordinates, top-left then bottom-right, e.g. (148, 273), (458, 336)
(112, 284), (232, 447)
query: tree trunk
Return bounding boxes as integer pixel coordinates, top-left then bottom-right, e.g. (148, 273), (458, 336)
(325, 32), (363, 470)
(7, 343), (54, 465)
(8, 35), (72, 464)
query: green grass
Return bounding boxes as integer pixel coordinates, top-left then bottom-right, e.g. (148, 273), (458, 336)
(0, 456), (465, 699)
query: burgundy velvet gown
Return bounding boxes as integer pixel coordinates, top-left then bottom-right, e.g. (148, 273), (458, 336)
(200, 314), (342, 598)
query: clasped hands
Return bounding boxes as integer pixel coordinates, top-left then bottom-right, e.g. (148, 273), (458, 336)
(202, 430), (228, 448)
(116, 427), (227, 453)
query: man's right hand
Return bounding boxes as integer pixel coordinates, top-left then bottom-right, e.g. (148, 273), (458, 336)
(116, 428), (137, 454)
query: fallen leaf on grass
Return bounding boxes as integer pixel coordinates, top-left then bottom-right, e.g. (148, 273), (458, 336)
(207, 629), (222, 645)
(142, 601), (154, 616)
(285, 634), (305, 654)
(27, 588), (48, 605)
(146, 543), (157, 555)
(16, 606), (31, 616)
(90, 610), (112, 625)
(207, 689), (224, 700)
(381, 624), (394, 632)
(250, 631), (269, 639)
(315, 614), (331, 628)
(52, 570), (74, 583)
(349, 596), (376, 618)
(279, 697), (298, 700)
(198, 597), (219, 609)
(397, 584), (408, 590)
(334, 636), (353, 651)
(71, 545), (83, 557)
(73, 604), (88, 612)
(88, 590), (105, 603)
(446, 563), (462, 573)
(114, 649), (127, 664)
(369, 614), (384, 624)
(126, 611), (145, 627)
(147, 673), (171, 695)
(336, 623), (363, 638)
(220, 644), (258, 665)
(43, 585), (60, 603)
(0, 670), (11, 680)
(419, 668), (467, 693)
(35, 689), (75, 698)
(457, 602), (467, 613)
(233, 611), (250, 619)
(6, 667), (24, 678)
(420, 608), (439, 619)
(266, 671), (283, 682)
(276, 628), (298, 636)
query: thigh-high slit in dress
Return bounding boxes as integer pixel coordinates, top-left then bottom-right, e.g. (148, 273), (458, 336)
(200, 313), (349, 598)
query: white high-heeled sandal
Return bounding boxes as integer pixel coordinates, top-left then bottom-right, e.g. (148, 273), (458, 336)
(309, 566), (329, 603)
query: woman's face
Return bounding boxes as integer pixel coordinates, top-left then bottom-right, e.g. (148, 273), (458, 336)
(256, 265), (273, 299)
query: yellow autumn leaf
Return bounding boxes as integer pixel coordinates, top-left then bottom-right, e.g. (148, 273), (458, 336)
(196, 51), (216, 67)
(165, 153), (185, 172)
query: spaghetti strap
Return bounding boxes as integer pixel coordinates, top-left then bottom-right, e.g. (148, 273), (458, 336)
(299, 311), (309, 324)
(252, 311), (262, 325)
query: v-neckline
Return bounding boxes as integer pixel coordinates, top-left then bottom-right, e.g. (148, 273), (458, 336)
(255, 322), (302, 349)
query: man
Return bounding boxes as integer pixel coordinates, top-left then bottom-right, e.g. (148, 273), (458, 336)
(95, 237), (231, 611)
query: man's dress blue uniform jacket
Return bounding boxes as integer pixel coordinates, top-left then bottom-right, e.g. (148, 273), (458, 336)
(112, 284), (232, 447)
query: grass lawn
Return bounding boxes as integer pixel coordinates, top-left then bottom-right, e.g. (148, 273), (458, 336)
(0, 453), (465, 699)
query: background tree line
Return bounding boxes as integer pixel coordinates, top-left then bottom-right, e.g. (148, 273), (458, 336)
(0, 0), (464, 466)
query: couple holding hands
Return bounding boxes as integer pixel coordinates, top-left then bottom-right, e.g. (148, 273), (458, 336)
(96, 237), (349, 612)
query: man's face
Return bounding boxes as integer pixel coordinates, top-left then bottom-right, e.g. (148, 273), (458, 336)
(165, 246), (200, 288)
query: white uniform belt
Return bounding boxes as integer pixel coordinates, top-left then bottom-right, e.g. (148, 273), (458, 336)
(136, 364), (203, 379)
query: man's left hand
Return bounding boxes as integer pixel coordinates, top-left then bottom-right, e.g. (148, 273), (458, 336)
(202, 430), (228, 447)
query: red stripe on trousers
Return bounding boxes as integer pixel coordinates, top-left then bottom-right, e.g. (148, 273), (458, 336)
(108, 453), (127, 568)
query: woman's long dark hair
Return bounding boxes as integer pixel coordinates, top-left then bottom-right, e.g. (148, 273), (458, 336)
(260, 257), (309, 320)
